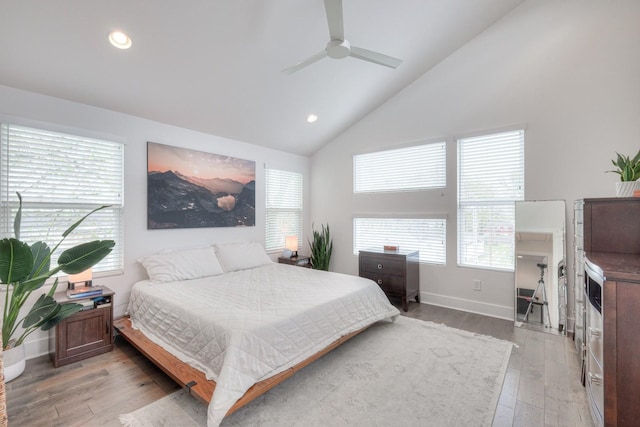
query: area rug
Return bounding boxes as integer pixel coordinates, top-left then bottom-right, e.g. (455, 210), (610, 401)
(120, 316), (512, 427)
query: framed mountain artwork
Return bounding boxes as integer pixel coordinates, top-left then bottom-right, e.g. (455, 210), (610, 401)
(147, 142), (256, 229)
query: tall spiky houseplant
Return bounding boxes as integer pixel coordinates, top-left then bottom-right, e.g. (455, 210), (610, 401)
(0, 193), (115, 351)
(309, 223), (333, 271)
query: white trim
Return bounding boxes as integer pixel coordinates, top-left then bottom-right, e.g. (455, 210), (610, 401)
(452, 123), (528, 142)
(419, 291), (514, 321)
(24, 336), (49, 360)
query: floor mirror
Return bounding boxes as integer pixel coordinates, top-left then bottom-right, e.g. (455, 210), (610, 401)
(514, 200), (566, 335)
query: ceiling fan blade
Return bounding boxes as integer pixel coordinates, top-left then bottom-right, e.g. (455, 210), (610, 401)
(324, 0), (344, 41)
(282, 50), (328, 74)
(349, 46), (403, 69)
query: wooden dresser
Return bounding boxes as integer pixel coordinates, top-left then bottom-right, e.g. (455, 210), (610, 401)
(358, 249), (419, 312)
(582, 198), (640, 427)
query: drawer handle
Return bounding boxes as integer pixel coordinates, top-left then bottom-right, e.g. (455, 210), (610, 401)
(588, 372), (603, 386)
(589, 327), (601, 339)
(377, 279), (383, 285)
(576, 298), (584, 304)
(377, 263), (383, 270)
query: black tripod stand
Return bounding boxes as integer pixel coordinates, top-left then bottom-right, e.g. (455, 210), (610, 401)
(523, 263), (551, 328)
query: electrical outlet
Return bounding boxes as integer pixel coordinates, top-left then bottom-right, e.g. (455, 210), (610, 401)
(473, 280), (482, 291)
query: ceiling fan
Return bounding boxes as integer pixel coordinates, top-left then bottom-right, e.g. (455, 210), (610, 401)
(282, 0), (403, 74)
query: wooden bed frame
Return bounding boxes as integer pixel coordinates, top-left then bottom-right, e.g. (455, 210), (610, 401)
(113, 316), (369, 416)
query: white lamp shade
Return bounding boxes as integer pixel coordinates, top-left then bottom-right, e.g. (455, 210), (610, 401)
(285, 235), (298, 251)
(68, 267), (93, 284)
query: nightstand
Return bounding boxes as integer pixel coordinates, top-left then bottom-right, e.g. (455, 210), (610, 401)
(50, 286), (115, 367)
(278, 255), (312, 268)
(359, 249), (420, 312)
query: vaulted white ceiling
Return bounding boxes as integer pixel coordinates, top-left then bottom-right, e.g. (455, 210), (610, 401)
(0, 0), (523, 155)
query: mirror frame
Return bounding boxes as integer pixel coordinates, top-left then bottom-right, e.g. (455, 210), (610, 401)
(514, 200), (566, 335)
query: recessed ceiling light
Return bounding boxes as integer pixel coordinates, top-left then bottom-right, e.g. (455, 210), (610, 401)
(109, 31), (132, 49)
(306, 114), (318, 123)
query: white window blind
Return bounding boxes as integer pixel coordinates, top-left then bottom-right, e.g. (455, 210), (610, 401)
(457, 129), (524, 271)
(353, 217), (446, 264)
(265, 168), (303, 252)
(354, 142), (446, 193)
(0, 124), (124, 274)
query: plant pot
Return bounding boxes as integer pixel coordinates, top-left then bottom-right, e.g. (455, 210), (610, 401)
(616, 181), (639, 197)
(3, 343), (26, 383)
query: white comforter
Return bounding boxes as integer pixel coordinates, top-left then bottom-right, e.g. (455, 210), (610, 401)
(127, 262), (399, 426)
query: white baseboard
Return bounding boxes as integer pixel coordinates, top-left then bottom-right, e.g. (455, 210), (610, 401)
(24, 335), (50, 360)
(419, 291), (514, 321)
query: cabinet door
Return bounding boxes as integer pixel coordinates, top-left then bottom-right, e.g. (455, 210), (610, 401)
(57, 307), (112, 359)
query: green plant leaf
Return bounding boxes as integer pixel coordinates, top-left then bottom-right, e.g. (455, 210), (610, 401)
(309, 223), (333, 271)
(0, 238), (34, 284)
(607, 151), (640, 182)
(62, 205), (111, 237)
(22, 294), (59, 329)
(13, 192), (22, 240)
(41, 303), (83, 331)
(29, 241), (51, 281)
(58, 240), (115, 274)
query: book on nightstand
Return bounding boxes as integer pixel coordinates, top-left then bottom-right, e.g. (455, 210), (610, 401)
(66, 285), (104, 299)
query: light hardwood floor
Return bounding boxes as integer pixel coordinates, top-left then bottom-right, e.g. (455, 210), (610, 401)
(6, 302), (593, 426)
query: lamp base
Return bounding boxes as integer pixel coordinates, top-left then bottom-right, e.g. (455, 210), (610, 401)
(68, 280), (93, 290)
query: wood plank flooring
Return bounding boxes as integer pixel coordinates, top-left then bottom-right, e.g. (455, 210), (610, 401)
(6, 302), (593, 426)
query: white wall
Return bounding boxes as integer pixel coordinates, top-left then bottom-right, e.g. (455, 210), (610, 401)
(310, 1), (640, 320)
(0, 85), (310, 358)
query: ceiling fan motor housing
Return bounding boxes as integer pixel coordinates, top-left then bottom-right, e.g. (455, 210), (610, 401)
(326, 39), (350, 59)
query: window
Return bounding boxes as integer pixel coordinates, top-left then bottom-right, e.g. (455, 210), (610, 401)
(353, 217), (446, 264)
(0, 123), (124, 274)
(265, 168), (303, 252)
(354, 142), (446, 193)
(457, 130), (524, 270)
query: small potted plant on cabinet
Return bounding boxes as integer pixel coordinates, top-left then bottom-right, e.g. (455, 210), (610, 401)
(1, 193), (115, 382)
(607, 150), (640, 197)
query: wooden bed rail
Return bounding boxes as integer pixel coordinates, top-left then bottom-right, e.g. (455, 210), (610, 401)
(113, 316), (369, 416)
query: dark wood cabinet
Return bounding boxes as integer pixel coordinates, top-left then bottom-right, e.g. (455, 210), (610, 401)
(50, 287), (114, 367)
(602, 270), (640, 427)
(582, 198), (640, 427)
(358, 249), (419, 312)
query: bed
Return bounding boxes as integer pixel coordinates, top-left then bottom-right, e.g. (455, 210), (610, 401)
(118, 242), (400, 427)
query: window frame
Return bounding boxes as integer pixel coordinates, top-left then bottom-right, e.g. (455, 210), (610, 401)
(353, 141), (446, 194)
(0, 122), (125, 276)
(353, 215), (447, 265)
(456, 129), (525, 271)
(265, 168), (303, 252)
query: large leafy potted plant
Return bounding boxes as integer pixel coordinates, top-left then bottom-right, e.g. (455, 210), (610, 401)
(607, 150), (640, 197)
(309, 223), (333, 271)
(1, 193), (115, 381)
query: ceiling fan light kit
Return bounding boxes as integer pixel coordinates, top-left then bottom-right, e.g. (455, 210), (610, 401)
(283, 0), (402, 74)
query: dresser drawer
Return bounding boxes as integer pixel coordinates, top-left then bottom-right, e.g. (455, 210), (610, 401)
(359, 255), (404, 276)
(586, 350), (604, 426)
(587, 303), (603, 366)
(360, 272), (405, 294)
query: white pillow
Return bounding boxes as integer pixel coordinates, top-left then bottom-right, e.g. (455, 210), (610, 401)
(138, 246), (224, 283)
(214, 241), (272, 272)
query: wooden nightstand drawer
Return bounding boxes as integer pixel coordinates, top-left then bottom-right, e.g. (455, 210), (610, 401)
(359, 272), (405, 294)
(359, 255), (404, 276)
